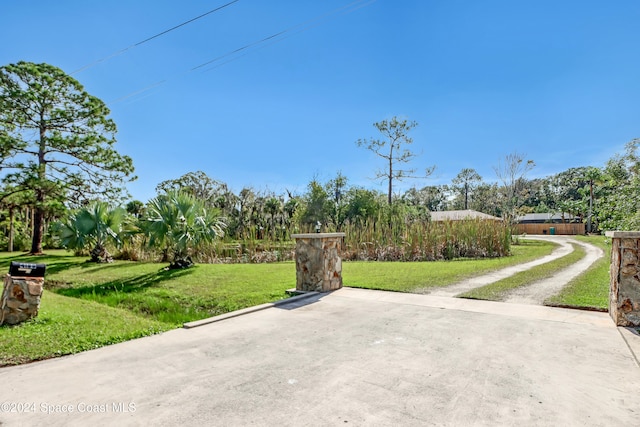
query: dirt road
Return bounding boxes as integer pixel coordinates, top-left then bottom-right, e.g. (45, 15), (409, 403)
(421, 235), (603, 304)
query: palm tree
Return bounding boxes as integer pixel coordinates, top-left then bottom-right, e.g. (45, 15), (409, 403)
(125, 200), (145, 218)
(583, 167), (603, 233)
(143, 191), (226, 268)
(56, 201), (126, 262)
(264, 196), (283, 240)
(233, 187), (256, 239)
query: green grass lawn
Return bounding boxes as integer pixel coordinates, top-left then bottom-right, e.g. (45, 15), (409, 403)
(0, 252), (297, 366)
(47, 259), (296, 324)
(0, 239), (558, 366)
(544, 235), (610, 311)
(344, 239), (556, 292)
(0, 291), (169, 366)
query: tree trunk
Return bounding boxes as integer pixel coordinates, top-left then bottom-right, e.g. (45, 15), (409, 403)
(8, 206), (14, 252)
(30, 206), (44, 254)
(464, 183), (469, 210)
(30, 207), (34, 238)
(388, 157), (393, 205)
(31, 124), (48, 255)
(90, 242), (113, 263)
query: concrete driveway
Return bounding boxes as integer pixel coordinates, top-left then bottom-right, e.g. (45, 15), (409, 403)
(0, 288), (640, 426)
(1, 287), (639, 426)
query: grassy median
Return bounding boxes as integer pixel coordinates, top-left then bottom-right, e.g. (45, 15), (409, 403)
(544, 235), (610, 311)
(458, 243), (586, 301)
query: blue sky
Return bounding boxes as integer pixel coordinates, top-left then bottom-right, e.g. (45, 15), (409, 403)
(3, 0), (640, 202)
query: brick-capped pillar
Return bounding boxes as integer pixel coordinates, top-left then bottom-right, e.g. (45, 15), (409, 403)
(291, 233), (345, 292)
(605, 231), (640, 326)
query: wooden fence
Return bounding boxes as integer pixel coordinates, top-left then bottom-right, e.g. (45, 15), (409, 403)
(515, 223), (585, 235)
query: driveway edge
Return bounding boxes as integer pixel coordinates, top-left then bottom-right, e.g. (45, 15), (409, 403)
(182, 291), (320, 329)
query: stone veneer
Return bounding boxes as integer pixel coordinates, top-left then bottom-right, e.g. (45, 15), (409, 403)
(605, 231), (640, 326)
(0, 275), (44, 326)
(291, 233), (345, 292)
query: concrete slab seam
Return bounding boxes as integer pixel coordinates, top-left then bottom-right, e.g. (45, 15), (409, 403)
(618, 327), (640, 368)
(333, 289), (612, 327)
(182, 291), (321, 329)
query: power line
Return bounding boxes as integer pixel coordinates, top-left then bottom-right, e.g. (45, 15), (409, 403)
(134, 0), (240, 47)
(201, 0), (376, 73)
(71, 0), (240, 75)
(110, 0), (376, 105)
(193, 0), (374, 72)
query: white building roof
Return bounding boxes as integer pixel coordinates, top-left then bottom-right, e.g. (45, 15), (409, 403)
(517, 213), (579, 222)
(429, 210), (502, 221)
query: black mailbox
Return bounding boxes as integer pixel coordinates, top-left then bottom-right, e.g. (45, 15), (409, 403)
(9, 262), (46, 278)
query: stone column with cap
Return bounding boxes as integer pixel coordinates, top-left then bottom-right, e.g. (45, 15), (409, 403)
(1, 275), (44, 325)
(1, 262), (46, 326)
(605, 231), (640, 326)
(291, 232), (345, 292)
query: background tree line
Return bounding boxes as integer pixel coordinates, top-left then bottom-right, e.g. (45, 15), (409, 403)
(0, 139), (638, 254)
(2, 61), (639, 264)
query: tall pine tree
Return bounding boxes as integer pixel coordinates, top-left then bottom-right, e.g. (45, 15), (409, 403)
(0, 61), (134, 253)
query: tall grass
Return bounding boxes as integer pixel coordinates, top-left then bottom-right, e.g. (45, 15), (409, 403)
(341, 218), (511, 261)
(193, 239), (296, 264)
(115, 218), (511, 264)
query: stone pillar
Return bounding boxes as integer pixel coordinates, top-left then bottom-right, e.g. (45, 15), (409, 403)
(291, 232), (345, 292)
(605, 231), (640, 326)
(1, 274), (44, 326)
